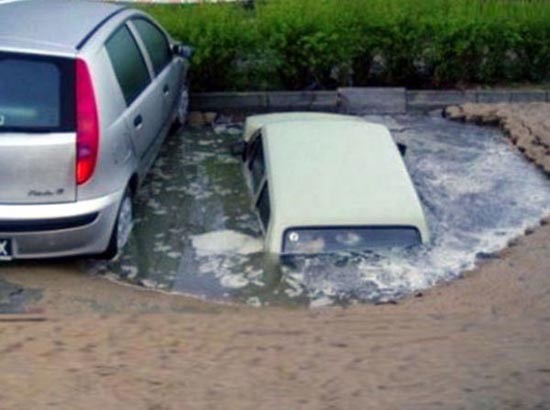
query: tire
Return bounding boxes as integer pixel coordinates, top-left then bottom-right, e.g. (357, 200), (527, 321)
(102, 188), (134, 260)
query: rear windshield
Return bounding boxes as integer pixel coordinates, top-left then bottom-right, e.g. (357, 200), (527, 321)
(282, 226), (422, 254)
(0, 52), (75, 133)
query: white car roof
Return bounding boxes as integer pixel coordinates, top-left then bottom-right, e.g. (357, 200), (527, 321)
(244, 113), (430, 252)
(243, 112), (365, 142)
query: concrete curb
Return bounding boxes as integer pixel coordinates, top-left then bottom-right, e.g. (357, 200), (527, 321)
(267, 91), (338, 112)
(190, 88), (550, 114)
(190, 91), (339, 112)
(406, 90), (477, 112)
(190, 92), (267, 111)
(339, 88), (406, 114)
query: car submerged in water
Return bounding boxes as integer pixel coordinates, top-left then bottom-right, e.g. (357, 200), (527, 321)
(0, 0), (190, 260)
(240, 113), (430, 254)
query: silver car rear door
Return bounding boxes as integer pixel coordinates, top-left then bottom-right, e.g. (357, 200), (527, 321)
(104, 23), (161, 168)
(129, 17), (183, 129)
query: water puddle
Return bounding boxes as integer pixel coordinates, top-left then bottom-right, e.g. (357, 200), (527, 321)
(85, 114), (550, 307)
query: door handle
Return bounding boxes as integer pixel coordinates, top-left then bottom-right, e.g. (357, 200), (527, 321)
(163, 85), (170, 96)
(134, 114), (143, 129)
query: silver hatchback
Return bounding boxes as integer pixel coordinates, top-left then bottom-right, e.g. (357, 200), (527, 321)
(0, 0), (190, 259)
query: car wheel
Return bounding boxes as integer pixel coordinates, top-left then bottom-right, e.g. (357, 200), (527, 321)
(102, 188), (134, 259)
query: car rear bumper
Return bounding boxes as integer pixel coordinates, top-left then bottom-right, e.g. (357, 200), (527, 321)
(0, 189), (124, 259)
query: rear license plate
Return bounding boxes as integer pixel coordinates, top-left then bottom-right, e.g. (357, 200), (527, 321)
(0, 239), (13, 261)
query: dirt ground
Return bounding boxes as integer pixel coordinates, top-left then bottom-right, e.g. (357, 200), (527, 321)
(445, 102), (550, 173)
(1, 104), (550, 410)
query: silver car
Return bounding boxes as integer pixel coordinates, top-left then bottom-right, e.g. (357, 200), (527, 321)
(0, 0), (190, 259)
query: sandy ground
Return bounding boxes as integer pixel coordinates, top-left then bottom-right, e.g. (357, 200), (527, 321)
(1, 104), (550, 409)
(445, 102), (550, 173)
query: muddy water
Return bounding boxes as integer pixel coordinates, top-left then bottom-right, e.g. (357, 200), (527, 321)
(86, 114), (550, 307)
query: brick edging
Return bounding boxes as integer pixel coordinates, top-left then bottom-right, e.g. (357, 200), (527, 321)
(190, 88), (550, 114)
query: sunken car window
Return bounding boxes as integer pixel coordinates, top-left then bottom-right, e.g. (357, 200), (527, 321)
(283, 227), (422, 254)
(248, 136), (266, 192)
(132, 18), (172, 75)
(0, 52), (74, 132)
(256, 184), (271, 230)
(106, 25), (151, 106)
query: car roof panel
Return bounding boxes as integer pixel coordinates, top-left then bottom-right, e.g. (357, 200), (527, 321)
(243, 112), (364, 142)
(261, 119), (430, 244)
(0, 0), (125, 54)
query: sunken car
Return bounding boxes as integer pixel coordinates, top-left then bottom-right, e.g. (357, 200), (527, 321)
(240, 113), (430, 254)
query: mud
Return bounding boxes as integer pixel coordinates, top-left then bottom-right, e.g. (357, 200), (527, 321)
(0, 277), (40, 314)
(445, 102), (550, 173)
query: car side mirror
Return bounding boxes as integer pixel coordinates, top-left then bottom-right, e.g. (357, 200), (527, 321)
(397, 143), (407, 157)
(173, 44), (194, 59)
(230, 141), (248, 160)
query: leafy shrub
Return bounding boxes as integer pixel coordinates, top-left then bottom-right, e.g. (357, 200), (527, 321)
(149, 4), (254, 91)
(142, 0), (550, 91)
(255, 0), (361, 89)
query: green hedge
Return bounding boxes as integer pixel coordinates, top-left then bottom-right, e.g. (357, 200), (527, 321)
(140, 0), (550, 91)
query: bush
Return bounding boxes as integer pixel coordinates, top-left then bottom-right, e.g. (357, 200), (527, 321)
(141, 0), (550, 91)
(144, 4), (254, 91)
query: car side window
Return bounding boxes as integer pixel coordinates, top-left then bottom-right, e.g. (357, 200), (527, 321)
(106, 25), (151, 106)
(256, 183), (270, 230)
(248, 135), (265, 193)
(132, 18), (172, 76)
(245, 132), (259, 161)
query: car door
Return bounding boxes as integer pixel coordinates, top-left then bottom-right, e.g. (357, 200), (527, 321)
(130, 17), (183, 128)
(105, 24), (161, 167)
(246, 132), (266, 196)
(245, 132), (271, 234)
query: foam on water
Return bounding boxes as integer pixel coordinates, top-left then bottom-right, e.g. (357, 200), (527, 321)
(191, 230), (263, 257)
(85, 115), (550, 306)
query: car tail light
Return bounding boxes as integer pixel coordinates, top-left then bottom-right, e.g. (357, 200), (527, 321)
(76, 59), (99, 185)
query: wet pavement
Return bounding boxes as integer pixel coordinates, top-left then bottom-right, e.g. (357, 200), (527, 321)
(0, 276), (40, 313)
(78, 113), (550, 307)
